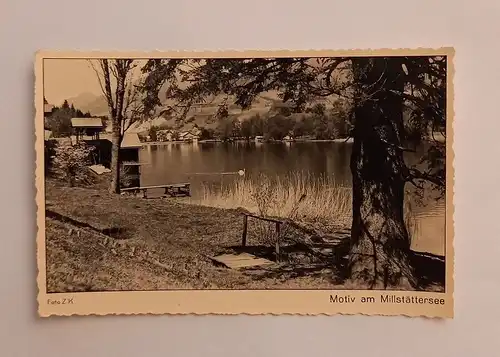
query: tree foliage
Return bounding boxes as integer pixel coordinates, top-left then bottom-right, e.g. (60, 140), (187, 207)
(45, 100), (92, 137)
(215, 116), (240, 141)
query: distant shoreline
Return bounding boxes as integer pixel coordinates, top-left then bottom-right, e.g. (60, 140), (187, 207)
(140, 138), (355, 146)
(139, 136), (445, 146)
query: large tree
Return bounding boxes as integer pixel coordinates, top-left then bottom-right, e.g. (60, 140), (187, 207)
(139, 55), (447, 289)
(347, 57), (446, 289)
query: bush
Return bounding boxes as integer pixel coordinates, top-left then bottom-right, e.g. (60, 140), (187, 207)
(52, 142), (95, 186)
(120, 165), (137, 188)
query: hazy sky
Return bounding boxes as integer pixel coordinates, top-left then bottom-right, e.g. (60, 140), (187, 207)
(42, 58), (337, 107)
(43, 59), (147, 106)
(43, 59), (103, 105)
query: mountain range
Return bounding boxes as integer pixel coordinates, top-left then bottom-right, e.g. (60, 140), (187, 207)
(66, 92), (109, 117)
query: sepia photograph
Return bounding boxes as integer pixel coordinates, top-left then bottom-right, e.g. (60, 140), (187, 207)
(36, 49), (454, 317)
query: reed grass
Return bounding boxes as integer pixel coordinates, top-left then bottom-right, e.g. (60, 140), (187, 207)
(191, 172), (350, 227)
(190, 171), (419, 239)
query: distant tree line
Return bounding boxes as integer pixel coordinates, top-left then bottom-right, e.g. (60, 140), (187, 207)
(44, 100), (100, 137)
(218, 101), (354, 141)
(147, 101), (352, 142)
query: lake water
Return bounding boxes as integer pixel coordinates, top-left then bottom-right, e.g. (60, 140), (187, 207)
(138, 141), (445, 256)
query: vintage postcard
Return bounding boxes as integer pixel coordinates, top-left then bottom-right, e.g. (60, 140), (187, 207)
(36, 49), (454, 318)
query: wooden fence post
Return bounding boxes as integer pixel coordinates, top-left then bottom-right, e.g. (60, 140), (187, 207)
(241, 215), (248, 247)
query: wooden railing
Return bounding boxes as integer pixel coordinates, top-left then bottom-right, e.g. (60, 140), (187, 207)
(121, 183), (191, 198)
(240, 213), (283, 262)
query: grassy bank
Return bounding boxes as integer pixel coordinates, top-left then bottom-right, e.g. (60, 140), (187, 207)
(44, 180), (345, 292)
(45, 159), (445, 293)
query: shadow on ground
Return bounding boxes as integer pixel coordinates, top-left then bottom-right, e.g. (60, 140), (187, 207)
(220, 241), (445, 291)
(45, 209), (131, 240)
(412, 252), (446, 291)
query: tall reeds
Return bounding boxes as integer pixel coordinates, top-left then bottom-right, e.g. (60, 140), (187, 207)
(189, 171), (419, 239)
(191, 172), (351, 227)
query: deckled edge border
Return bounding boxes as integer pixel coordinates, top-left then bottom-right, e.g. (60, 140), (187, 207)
(35, 47), (455, 319)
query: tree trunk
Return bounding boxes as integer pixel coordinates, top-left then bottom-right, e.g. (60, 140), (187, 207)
(347, 58), (417, 290)
(108, 62), (127, 194)
(109, 126), (122, 194)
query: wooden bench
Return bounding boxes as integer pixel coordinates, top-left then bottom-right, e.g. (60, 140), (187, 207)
(121, 183), (191, 198)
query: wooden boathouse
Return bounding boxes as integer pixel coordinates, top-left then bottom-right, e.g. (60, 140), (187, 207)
(119, 132), (143, 188)
(69, 117), (143, 188)
(71, 117), (105, 142)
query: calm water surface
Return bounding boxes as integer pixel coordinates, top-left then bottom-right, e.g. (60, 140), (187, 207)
(139, 141), (445, 256)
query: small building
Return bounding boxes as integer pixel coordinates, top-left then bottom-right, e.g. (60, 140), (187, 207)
(120, 133), (143, 188)
(120, 133), (142, 162)
(44, 130), (53, 141)
(191, 126), (202, 137)
(71, 117), (105, 142)
(44, 97), (54, 133)
(44, 104), (54, 116)
(157, 129), (175, 142)
(179, 130), (200, 142)
(44, 97), (54, 117)
(43, 97), (56, 175)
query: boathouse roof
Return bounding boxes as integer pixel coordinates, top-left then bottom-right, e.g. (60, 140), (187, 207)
(71, 117), (104, 128)
(121, 133), (142, 149)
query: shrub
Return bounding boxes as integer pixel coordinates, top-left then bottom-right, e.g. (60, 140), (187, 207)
(52, 142), (95, 186)
(120, 165), (136, 188)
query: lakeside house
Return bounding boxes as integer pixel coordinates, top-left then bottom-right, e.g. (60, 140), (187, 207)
(120, 132), (142, 161)
(119, 132), (143, 188)
(71, 117), (105, 142)
(146, 127), (201, 143)
(179, 127), (201, 142)
(44, 97), (54, 118)
(43, 97), (54, 140)
(67, 118), (143, 187)
(156, 129), (174, 142)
